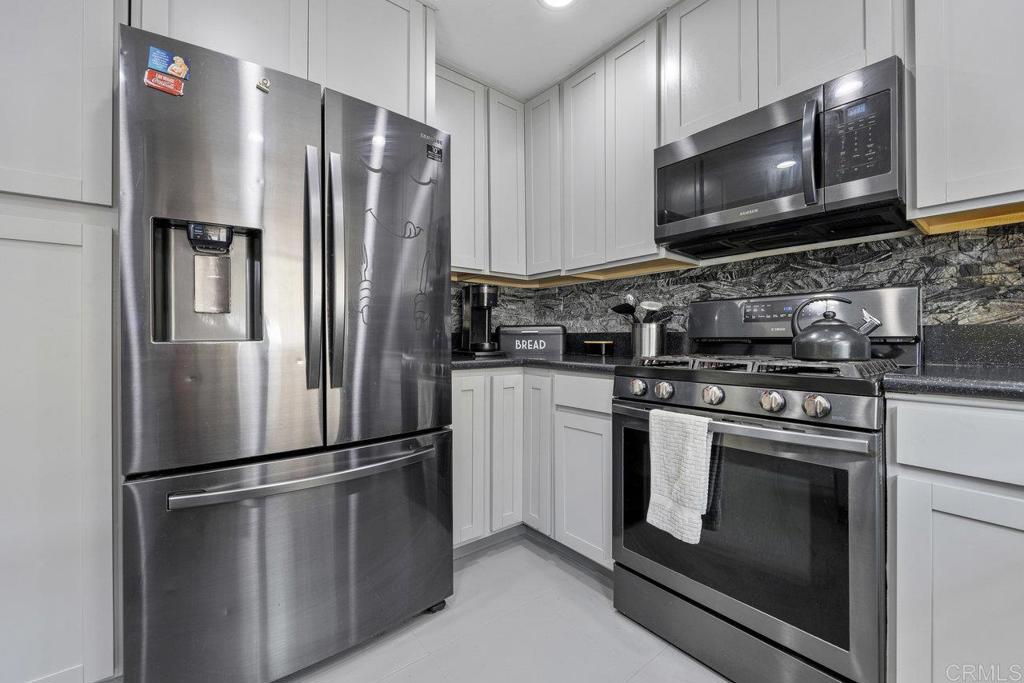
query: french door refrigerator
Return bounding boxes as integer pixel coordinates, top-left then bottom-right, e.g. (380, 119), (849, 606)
(118, 26), (452, 683)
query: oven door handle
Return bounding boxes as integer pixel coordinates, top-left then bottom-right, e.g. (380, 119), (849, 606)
(612, 404), (870, 454)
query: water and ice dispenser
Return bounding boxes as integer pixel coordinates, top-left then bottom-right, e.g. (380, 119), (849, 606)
(152, 219), (263, 342)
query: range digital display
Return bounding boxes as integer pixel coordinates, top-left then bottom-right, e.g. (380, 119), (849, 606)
(743, 300), (799, 322)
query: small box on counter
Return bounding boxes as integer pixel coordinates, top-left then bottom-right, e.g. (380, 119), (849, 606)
(497, 325), (566, 358)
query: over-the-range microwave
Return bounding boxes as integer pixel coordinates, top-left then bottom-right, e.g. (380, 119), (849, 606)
(655, 57), (907, 259)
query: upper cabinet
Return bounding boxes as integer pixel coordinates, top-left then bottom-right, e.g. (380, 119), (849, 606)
(310, 0), (433, 121)
(525, 85), (563, 276)
(435, 66), (489, 272)
(605, 23), (659, 262)
(757, 0), (895, 103)
(562, 57), (607, 271)
(487, 90), (528, 276)
(0, 0), (114, 205)
(662, 0), (758, 142)
(131, 0), (310, 76)
(912, 0), (1024, 218)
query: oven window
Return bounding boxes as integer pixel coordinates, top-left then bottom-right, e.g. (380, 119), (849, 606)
(621, 426), (851, 650)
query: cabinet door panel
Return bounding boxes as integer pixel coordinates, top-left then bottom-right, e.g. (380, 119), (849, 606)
(436, 67), (489, 271)
(0, 217), (113, 683)
(133, 0), (309, 76)
(562, 59), (606, 270)
(663, 0), (758, 142)
(915, 0), (1024, 210)
(523, 372), (553, 535)
(758, 0), (893, 104)
(554, 409), (612, 566)
(0, 0), (113, 205)
(605, 23), (658, 262)
(525, 86), (562, 276)
(311, 0), (427, 120)
(491, 373), (524, 531)
(488, 90), (527, 276)
(896, 477), (1024, 682)
(452, 373), (488, 545)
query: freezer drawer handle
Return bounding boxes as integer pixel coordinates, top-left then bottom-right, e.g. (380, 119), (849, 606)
(166, 445), (436, 510)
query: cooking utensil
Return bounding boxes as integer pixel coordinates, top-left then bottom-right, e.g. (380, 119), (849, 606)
(648, 309), (674, 324)
(610, 302), (639, 324)
(791, 296), (881, 361)
(624, 294), (638, 308)
(639, 301), (664, 322)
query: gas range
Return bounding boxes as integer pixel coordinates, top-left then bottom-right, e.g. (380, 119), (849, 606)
(613, 286), (921, 431)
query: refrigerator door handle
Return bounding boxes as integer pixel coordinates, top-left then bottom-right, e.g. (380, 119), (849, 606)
(304, 145), (324, 389)
(166, 445), (436, 510)
(328, 151), (345, 388)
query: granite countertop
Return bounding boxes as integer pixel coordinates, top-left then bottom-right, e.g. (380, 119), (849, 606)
(451, 353), (633, 375)
(884, 365), (1024, 402)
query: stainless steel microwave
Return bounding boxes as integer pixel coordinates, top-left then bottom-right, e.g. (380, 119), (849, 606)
(655, 57), (907, 259)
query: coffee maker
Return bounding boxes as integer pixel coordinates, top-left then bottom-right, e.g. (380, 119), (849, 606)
(460, 284), (503, 357)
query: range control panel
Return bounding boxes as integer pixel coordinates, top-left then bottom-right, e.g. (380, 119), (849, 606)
(823, 90), (892, 185)
(742, 299), (799, 323)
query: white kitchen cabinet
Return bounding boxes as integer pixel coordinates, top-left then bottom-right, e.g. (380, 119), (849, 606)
(0, 215), (113, 683)
(523, 371), (554, 535)
(757, 0), (895, 104)
(487, 90), (528, 276)
(662, 0), (758, 143)
(562, 57), (607, 271)
(912, 0), (1024, 217)
(525, 85), (563, 276)
(435, 67), (490, 272)
(130, 0), (310, 76)
(0, 0), (114, 205)
(554, 408), (613, 568)
(895, 477), (1024, 682)
(490, 372), (524, 531)
(605, 23), (658, 263)
(309, 0), (432, 121)
(452, 372), (489, 545)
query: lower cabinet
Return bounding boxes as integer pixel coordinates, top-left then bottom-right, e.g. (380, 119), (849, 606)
(490, 372), (524, 531)
(452, 372), (489, 545)
(553, 408), (613, 568)
(894, 477), (1024, 682)
(523, 371), (554, 535)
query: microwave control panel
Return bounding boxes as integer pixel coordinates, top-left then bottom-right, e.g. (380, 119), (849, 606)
(823, 90), (892, 186)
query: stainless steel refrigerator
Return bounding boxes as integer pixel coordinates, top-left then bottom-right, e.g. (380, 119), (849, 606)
(118, 26), (452, 683)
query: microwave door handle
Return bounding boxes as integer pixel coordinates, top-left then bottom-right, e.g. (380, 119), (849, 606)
(328, 152), (345, 388)
(304, 145), (323, 390)
(801, 98), (819, 206)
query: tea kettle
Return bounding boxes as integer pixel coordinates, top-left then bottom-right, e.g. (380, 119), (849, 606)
(791, 296), (882, 361)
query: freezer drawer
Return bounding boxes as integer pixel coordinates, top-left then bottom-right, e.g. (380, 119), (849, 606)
(123, 430), (453, 683)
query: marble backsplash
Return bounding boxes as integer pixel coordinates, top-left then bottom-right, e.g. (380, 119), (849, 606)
(450, 224), (1024, 334)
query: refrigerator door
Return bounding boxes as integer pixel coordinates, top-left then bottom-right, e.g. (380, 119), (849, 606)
(323, 91), (452, 446)
(119, 27), (325, 474)
(123, 429), (453, 683)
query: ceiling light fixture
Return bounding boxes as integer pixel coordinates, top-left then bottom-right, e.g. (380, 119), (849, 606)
(539, 0), (576, 9)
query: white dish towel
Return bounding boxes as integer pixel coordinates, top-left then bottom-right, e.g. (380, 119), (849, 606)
(646, 408), (714, 544)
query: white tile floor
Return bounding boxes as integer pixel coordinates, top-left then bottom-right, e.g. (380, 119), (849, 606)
(286, 536), (730, 683)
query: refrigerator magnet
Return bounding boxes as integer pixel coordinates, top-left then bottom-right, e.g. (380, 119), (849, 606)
(144, 69), (185, 96)
(147, 46), (191, 80)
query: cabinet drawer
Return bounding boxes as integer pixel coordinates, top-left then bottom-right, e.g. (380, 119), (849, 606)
(553, 373), (613, 414)
(890, 398), (1024, 487)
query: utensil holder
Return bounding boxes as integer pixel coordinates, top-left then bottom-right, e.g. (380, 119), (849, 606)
(632, 323), (665, 359)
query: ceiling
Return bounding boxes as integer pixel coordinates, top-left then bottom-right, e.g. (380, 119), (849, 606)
(432, 0), (670, 101)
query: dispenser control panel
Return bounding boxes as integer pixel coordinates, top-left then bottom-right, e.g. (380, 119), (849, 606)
(187, 222), (234, 254)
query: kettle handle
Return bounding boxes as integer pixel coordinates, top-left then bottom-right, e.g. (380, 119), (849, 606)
(791, 296), (853, 335)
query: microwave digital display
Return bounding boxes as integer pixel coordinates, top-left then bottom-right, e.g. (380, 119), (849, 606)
(823, 91), (892, 186)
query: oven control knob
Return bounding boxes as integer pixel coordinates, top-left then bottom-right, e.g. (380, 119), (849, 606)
(701, 385), (725, 406)
(803, 394), (832, 418)
(629, 379), (648, 397)
(654, 381), (675, 400)
(759, 390), (786, 413)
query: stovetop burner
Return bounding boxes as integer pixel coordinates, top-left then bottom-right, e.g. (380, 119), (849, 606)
(638, 354), (899, 380)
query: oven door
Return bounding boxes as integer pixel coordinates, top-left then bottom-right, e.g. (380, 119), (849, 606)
(612, 400), (883, 683)
(655, 86), (825, 248)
